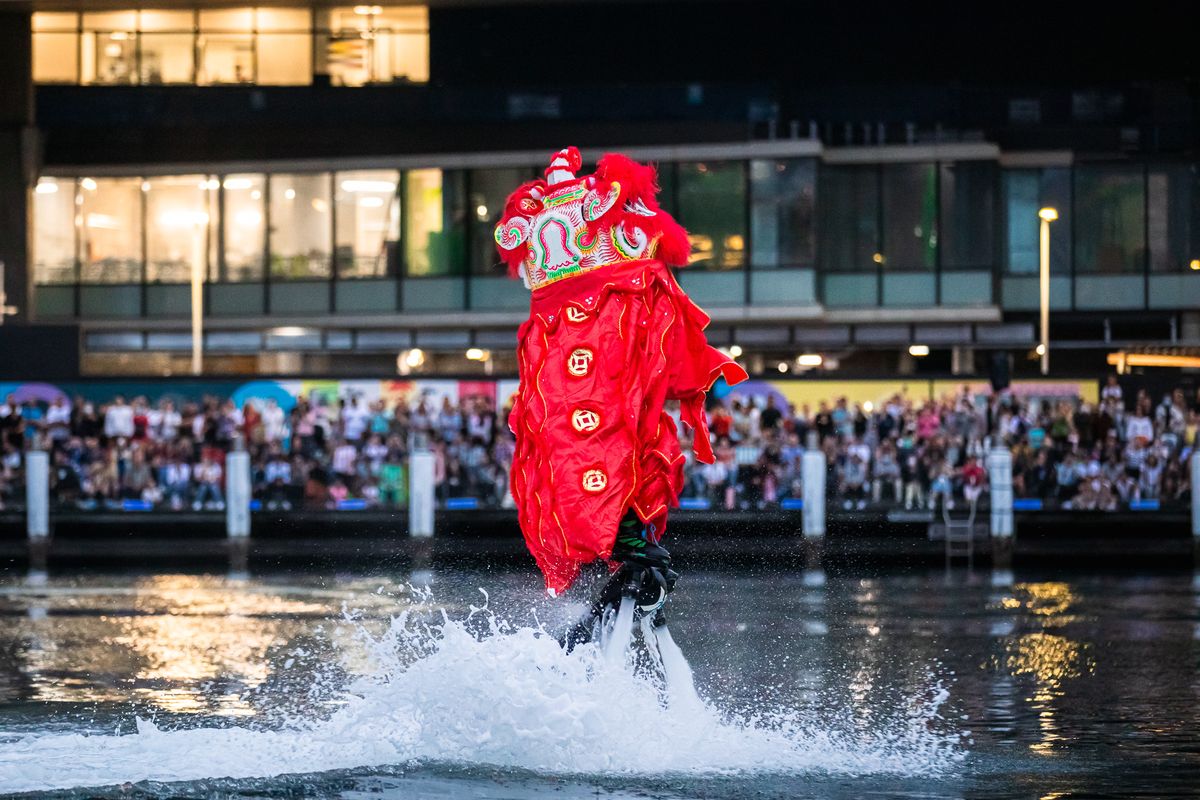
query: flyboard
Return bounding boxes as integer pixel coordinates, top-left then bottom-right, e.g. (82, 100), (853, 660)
(559, 546), (678, 653)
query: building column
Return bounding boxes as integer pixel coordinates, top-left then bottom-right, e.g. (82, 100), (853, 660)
(0, 8), (34, 323)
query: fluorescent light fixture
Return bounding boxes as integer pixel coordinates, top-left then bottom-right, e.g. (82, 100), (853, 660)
(35, 181), (57, 194)
(223, 178), (253, 190)
(728, 344), (743, 358)
(908, 344), (930, 357)
(796, 353), (823, 367)
(270, 326), (312, 337)
(340, 179), (395, 193)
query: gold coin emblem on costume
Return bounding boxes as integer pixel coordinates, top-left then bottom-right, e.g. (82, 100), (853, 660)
(581, 468), (608, 493)
(566, 347), (594, 377)
(571, 408), (601, 433)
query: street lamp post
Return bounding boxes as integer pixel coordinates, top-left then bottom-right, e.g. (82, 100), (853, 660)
(191, 220), (205, 376)
(1038, 207), (1058, 376)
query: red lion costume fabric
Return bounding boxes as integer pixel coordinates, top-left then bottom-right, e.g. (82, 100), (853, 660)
(496, 147), (747, 593)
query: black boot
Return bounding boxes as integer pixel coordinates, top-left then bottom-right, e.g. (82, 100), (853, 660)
(559, 512), (679, 651)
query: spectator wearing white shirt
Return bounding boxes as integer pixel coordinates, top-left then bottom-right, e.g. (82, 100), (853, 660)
(148, 399), (181, 442)
(45, 397), (71, 441)
(192, 456), (224, 510)
(332, 440), (358, 485)
(104, 396), (135, 440)
(261, 398), (286, 444)
(342, 396), (370, 443)
(1124, 409), (1153, 445)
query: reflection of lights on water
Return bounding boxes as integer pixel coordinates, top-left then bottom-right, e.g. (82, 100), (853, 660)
(994, 582), (1079, 622)
(995, 632), (1094, 755)
(989, 581), (1093, 755)
(8, 575), (400, 714)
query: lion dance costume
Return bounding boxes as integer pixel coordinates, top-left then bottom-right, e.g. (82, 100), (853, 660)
(496, 147), (748, 598)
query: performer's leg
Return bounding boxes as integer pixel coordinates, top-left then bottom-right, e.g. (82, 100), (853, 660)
(559, 508), (679, 651)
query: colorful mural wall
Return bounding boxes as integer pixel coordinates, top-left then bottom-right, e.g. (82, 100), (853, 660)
(0, 377), (1098, 413)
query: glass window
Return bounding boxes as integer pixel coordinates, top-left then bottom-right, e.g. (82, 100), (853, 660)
(33, 31), (79, 83)
(198, 33), (254, 84)
(818, 165), (879, 272)
(80, 177), (142, 283)
(269, 173), (332, 279)
(222, 174), (265, 281)
(939, 161), (995, 269)
(33, 178), (77, 285)
(199, 8), (254, 31)
(140, 33), (195, 84)
(146, 175), (212, 283)
(256, 8), (311, 31)
(321, 6), (429, 86)
(404, 169), (465, 276)
(1002, 168), (1071, 275)
(677, 161), (746, 270)
(81, 29), (137, 85)
(468, 168), (526, 275)
(33, 12), (78, 31)
(257, 33), (312, 84)
(881, 163), (937, 270)
(1075, 165), (1145, 274)
(749, 158), (815, 269)
(248, 7), (312, 85)
(335, 170), (400, 278)
(1148, 165), (1198, 273)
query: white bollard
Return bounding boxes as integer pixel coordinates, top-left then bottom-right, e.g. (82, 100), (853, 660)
(25, 449), (49, 540)
(987, 447), (1014, 538)
(225, 450), (251, 538)
(801, 441), (826, 538)
(1192, 452), (1200, 539)
(409, 450), (436, 538)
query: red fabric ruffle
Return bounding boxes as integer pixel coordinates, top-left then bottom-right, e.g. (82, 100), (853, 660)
(508, 259), (747, 593)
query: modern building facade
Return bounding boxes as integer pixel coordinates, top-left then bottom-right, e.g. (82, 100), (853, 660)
(2, 1), (1197, 379)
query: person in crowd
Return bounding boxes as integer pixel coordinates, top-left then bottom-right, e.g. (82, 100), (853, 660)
(192, 454), (224, 510)
(261, 398), (286, 445)
(872, 440), (902, 504)
(839, 452), (869, 510)
(104, 395), (135, 441)
(961, 456), (987, 507)
(45, 396), (71, 443)
(160, 447), (192, 511)
(342, 395), (370, 444)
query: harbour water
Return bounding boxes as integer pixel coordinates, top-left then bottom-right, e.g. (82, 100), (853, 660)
(0, 562), (1198, 798)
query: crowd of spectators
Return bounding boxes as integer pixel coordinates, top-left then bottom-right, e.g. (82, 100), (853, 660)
(0, 392), (507, 512)
(0, 376), (1193, 515)
(677, 376), (1195, 513)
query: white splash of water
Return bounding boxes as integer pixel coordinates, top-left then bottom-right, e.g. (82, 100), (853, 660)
(0, 592), (966, 794)
(602, 596), (636, 665)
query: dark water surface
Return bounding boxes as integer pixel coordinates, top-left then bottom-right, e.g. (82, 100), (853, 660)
(0, 560), (1198, 798)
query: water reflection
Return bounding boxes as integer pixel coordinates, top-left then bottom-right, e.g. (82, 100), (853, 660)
(0, 568), (1197, 796)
